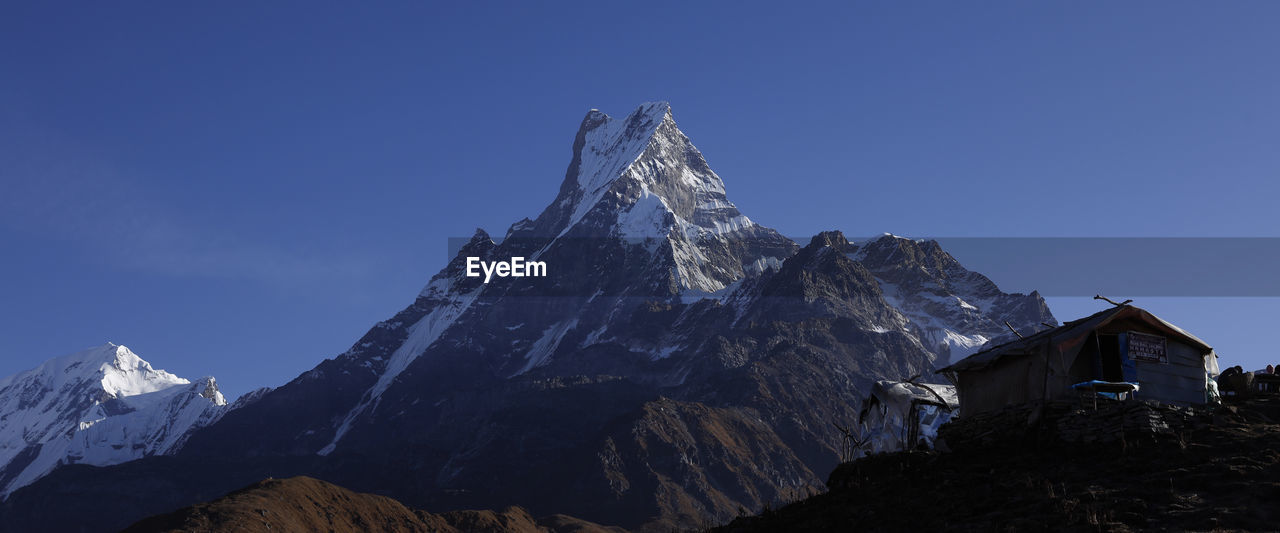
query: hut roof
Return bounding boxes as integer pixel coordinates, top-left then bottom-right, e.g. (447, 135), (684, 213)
(937, 305), (1213, 374)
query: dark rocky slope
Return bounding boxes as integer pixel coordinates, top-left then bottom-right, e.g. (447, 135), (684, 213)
(713, 397), (1280, 532)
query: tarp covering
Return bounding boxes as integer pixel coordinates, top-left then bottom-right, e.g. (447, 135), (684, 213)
(1205, 351), (1221, 377)
(859, 380), (958, 454)
(871, 380), (960, 411)
(1071, 380), (1140, 400)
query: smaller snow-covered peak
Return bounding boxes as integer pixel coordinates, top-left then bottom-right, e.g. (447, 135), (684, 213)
(46, 342), (127, 368)
(37, 342), (141, 370)
(0, 343), (189, 400)
(0, 344), (231, 496)
(96, 344), (188, 399)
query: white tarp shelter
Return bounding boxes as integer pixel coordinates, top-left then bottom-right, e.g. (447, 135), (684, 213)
(858, 380), (959, 454)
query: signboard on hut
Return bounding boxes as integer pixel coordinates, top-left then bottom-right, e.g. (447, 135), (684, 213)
(1127, 331), (1168, 364)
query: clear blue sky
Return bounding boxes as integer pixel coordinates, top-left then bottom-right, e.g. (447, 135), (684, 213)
(2, 2), (1277, 399)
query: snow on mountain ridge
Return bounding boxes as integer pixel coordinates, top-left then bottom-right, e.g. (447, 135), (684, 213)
(563, 103), (782, 292)
(5, 105), (1063, 532)
(849, 234), (1055, 366)
(0, 343), (186, 398)
(0, 343), (229, 497)
(304, 105), (1046, 465)
(563, 102), (673, 236)
(320, 278), (482, 456)
(304, 103), (803, 456)
(555, 102), (763, 248)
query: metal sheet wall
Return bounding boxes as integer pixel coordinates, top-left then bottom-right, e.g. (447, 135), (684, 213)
(957, 355), (1036, 417)
(1133, 340), (1208, 405)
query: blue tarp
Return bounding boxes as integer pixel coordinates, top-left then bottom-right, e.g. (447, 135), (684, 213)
(1072, 380), (1140, 400)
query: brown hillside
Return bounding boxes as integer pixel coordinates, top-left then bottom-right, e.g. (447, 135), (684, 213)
(121, 476), (625, 533)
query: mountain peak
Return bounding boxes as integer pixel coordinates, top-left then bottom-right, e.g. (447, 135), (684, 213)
(632, 100), (672, 120)
(108, 344), (151, 371)
(584, 100), (670, 120)
(468, 227), (492, 243)
(193, 376), (228, 406)
(535, 102), (793, 290)
(854, 234), (954, 275)
(0, 345), (231, 496)
(808, 230), (855, 251)
(526, 102), (709, 239)
(15, 104), (1070, 533)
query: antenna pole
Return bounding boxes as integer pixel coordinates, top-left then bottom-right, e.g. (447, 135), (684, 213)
(1093, 295), (1134, 307)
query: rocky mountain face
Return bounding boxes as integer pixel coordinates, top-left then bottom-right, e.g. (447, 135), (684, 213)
(0, 343), (228, 497)
(849, 234), (1054, 366)
(0, 103), (1054, 532)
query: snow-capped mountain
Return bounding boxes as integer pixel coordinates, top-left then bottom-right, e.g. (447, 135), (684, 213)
(173, 102), (1052, 525)
(0, 343), (228, 497)
(2, 103), (1054, 533)
(850, 233), (1056, 366)
(309, 101), (799, 455)
(510, 101), (795, 289)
